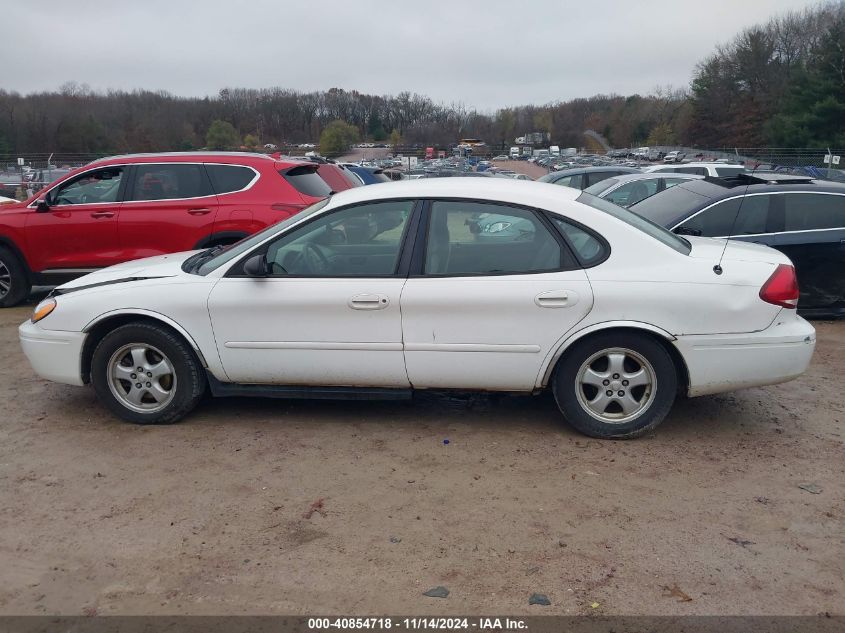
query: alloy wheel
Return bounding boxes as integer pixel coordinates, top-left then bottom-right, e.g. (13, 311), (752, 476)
(575, 347), (656, 424)
(107, 343), (177, 413)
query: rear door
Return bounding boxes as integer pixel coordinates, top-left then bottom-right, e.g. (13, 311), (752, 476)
(118, 163), (219, 259)
(400, 200), (594, 391)
(25, 166), (125, 272)
(774, 192), (845, 312)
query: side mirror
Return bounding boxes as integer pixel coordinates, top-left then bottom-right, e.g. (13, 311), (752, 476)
(242, 254), (269, 277)
(35, 198), (50, 212)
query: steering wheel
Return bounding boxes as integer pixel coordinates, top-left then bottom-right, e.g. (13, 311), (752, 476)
(302, 242), (331, 274)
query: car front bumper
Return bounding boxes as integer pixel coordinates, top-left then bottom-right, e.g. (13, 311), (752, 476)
(675, 312), (816, 397)
(19, 320), (86, 386)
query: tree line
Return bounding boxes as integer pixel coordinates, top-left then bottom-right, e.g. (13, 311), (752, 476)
(0, 1), (842, 157)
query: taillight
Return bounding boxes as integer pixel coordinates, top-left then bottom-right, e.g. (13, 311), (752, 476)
(759, 264), (799, 309)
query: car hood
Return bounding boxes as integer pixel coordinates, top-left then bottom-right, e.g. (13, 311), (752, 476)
(685, 236), (790, 265)
(55, 251), (198, 291)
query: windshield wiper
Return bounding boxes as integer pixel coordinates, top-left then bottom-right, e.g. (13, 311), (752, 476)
(184, 244), (226, 273)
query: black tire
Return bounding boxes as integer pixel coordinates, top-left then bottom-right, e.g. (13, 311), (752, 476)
(90, 322), (206, 425)
(552, 332), (677, 439)
(0, 246), (31, 308)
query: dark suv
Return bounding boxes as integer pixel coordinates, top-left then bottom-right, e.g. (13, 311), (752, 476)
(630, 173), (845, 317)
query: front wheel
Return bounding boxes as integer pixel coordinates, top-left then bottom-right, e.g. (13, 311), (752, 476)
(552, 332), (677, 439)
(91, 322), (206, 424)
(0, 246), (31, 308)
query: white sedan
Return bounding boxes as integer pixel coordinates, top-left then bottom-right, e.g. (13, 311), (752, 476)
(19, 179), (816, 439)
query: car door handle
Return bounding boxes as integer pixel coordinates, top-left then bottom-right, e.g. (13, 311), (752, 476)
(90, 211), (115, 218)
(348, 294), (389, 310)
(187, 208), (212, 215)
(535, 290), (578, 308)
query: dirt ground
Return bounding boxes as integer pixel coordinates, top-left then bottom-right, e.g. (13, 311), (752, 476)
(0, 299), (843, 616)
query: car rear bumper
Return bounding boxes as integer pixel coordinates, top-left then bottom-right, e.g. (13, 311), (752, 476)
(675, 312), (816, 397)
(19, 320), (86, 386)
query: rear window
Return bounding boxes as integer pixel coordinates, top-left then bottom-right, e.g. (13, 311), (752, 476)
(630, 183), (713, 227)
(317, 164), (358, 192)
(577, 192), (691, 255)
(281, 165), (332, 198)
(784, 193), (845, 231)
(206, 164), (256, 194)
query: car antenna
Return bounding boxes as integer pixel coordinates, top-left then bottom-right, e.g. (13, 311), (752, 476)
(713, 182), (751, 275)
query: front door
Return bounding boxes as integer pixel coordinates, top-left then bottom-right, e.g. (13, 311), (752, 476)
(208, 199), (416, 386)
(118, 163), (219, 260)
(25, 166), (125, 272)
(400, 200), (594, 391)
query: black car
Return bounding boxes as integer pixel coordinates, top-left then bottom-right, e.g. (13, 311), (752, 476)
(537, 166), (641, 190)
(630, 173), (845, 318)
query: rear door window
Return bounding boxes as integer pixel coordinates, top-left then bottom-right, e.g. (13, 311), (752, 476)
(551, 218), (608, 266)
(425, 201), (572, 275)
(206, 164), (257, 194)
(677, 195), (770, 237)
(281, 165), (332, 198)
(783, 193), (845, 231)
(129, 164), (211, 201)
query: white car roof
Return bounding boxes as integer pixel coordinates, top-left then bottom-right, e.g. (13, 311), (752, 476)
(325, 176), (582, 210)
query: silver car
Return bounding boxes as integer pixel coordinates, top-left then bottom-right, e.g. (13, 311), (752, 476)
(583, 172), (703, 207)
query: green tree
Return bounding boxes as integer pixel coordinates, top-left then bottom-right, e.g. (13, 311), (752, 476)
(390, 129), (402, 150)
(646, 123), (676, 145)
(319, 119), (359, 156)
(206, 120), (240, 150)
(243, 133), (260, 149)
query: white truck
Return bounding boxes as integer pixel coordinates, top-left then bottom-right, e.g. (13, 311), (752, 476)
(549, 145), (560, 157)
(509, 146), (520, 159)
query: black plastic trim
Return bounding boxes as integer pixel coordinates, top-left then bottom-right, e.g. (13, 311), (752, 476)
(206, 372), (413, 400)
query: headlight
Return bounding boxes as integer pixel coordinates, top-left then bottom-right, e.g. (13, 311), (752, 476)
(31, 298), (57, 323)
(484, 221), (512, 233)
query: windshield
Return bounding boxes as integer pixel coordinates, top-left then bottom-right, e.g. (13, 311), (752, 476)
(583, 177), (619, 196)
(629, 182), (713, 227)
(576, 192), (691, 255)
(193, 198), (330, 275)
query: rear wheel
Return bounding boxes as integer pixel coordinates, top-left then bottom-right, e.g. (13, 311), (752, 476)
(0, 246), (31, 308)
(91, 322), (206, 424)
(552, 332), (677, 439)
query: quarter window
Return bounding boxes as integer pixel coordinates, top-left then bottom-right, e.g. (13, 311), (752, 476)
(206, 164), (256, 194)
(281, 165), (332, 197)
(129, 164), (210, 201)
(552, 218), (607, 266)
(783, 193), (845, 231)
(260, 200), (413, 276)
(678, 196), (770, 237)
(49, 167), (123, 205)
(424, 201), (569, 275)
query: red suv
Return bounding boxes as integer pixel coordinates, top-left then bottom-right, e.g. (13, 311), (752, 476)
(0, 152), (358, 307)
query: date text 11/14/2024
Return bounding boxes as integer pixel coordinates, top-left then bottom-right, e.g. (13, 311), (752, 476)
(308, 618), (528, 630)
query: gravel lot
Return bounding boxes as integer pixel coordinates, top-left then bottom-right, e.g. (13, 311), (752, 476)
(0, 299), (843, 616)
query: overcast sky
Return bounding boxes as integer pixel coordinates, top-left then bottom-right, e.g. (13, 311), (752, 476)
(5, 0), (820, 111)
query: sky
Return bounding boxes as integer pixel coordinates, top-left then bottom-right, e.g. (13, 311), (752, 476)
(4, 0), (822, 111)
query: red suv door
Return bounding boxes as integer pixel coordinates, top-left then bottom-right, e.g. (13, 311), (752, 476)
(118, 162), (219, 260)
(25, 166), (125, 272)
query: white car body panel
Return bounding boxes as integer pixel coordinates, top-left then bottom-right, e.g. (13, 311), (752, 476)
(19, 178), (815, 407)
(401, 271), (593, 390)
(207, 277), (409, 386)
